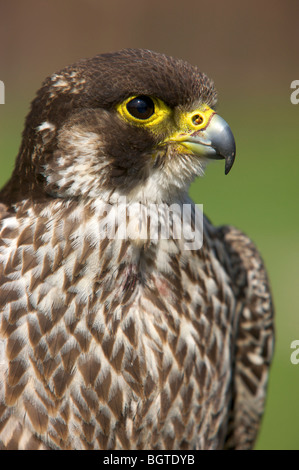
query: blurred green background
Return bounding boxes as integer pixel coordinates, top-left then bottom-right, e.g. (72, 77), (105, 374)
(0, 0), (298, 450)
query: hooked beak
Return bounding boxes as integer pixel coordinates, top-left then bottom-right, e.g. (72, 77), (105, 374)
(171, 112), (236, 175)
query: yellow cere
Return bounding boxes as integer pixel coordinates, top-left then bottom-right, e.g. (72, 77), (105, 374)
(163, 105), (216, 147)
(175, 105), (215, 134)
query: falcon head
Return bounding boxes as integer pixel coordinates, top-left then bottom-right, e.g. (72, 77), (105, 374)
(9, 49), (236, 203)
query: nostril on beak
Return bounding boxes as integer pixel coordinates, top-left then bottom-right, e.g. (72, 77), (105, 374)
(192, 114), (204, 126)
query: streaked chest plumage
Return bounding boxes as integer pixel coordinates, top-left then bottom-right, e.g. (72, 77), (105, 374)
(0, 198), (236, 449)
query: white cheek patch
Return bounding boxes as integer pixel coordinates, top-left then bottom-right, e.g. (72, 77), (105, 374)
(44, 126), (107, 198)
(68, 128), (100, 150)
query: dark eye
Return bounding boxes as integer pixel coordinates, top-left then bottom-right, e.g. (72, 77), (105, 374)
(126, 95), (155, 120)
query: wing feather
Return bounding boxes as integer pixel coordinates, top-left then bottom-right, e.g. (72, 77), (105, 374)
(212, 224), (274, 449)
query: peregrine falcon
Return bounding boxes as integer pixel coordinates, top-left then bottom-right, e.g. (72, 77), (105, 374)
(0, 49), (274, 450)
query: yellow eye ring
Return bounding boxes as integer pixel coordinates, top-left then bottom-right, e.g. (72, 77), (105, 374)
(116, 95), (171, 128)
